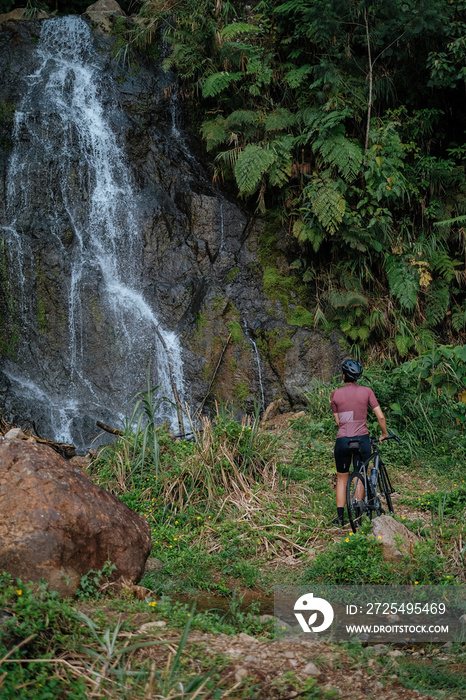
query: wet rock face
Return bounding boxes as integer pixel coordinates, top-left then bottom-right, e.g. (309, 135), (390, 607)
(0, 437), (151, 596)
(0, 16), (345, 449)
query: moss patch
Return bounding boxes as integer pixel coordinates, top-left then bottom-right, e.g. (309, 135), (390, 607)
(287, 305), (314, 327)
(227, 320), (243, 344)
(262, 267), (295, 310)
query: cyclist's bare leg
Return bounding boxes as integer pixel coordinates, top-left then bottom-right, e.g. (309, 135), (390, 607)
(336, 472), (349, 507)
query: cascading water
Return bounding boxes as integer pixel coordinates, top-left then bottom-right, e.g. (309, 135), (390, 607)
(0, 16), (184, 449)
(243, 324), (265, 413)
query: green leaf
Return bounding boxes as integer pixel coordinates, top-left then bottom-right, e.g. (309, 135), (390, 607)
(220, 22), (261, 40)
(313, 129), (363, 180)
(386, 257), (419, 310)
(234, 144), (275, 196)
(200, 117), (230, 151)
(202, 72), (242, 98)
(284, 64), (313, 89)
(226, 110), (261, 128)
(265, 108), (296, 132)
(304, 172), (346, 234)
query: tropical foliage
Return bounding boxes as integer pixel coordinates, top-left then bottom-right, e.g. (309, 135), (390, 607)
(131, 0), (466, 357)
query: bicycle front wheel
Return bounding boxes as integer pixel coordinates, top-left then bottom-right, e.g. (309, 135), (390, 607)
(347, 471), (372, 533)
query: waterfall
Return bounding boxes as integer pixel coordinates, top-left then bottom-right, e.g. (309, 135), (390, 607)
(0, 16), (184, 449)
(243, 324), (265, 413)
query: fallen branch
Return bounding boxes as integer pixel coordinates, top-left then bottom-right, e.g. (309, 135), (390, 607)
(96, 421), (122, 437)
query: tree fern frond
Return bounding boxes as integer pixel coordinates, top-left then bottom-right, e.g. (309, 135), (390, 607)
(284, 64), (312, 89)
(386, 256), (419, 310)
(265, 109), (296, 132)
(234, 144), (275, 196)
(202, 71), (242, 98)
(313, 130), (363, 180)
(267, 136), (294, 187)
(434, 214), (466, 229)
(292, 219), (325, 252)
(220, 22), (261, 40)
(415, 328), (436, 354)
(304, 173), (346, 235)
(452, 306), (466, 331)
(226, 110), (261, 128)
(432, 249), (459, 282)
(395, 332), (414, 356)
(425, 282), (450, 326)
(215, 146), (243, 171)
(200, 117), (230, 151)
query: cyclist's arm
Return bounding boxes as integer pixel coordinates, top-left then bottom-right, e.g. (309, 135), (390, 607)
(332, 412), (340, 427)
(373, 406), (389, 442)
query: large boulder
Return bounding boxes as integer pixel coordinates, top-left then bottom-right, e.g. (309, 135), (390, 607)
(85, 0), (126, 32)
(371, 515), (419, 562)
(0, 8), (49, 25)
(0, 436), (151, 596)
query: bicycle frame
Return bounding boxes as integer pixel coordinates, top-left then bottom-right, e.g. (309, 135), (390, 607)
(346, 431), (400, 532)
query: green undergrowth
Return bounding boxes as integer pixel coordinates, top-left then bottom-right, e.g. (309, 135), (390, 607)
(2, 357), (466, 697)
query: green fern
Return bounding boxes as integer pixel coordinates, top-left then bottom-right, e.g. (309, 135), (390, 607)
(200, 117), (230, 151)
(298, 108), (347, 132)
(432, 249), (459, 283)
(425, 282), (450, 325)
(313, 129), (363, 180)
(202, 71), (242, 98)
(215, 146), (243, 171)
(434, 213), (466, 229)
(305, 172), (346, 235)
(415, 327), (436, 353)
(268, 136), (294, 187)
(292, 219), (324, 252)
(234, 144), (275, 196)
(395, 332), (414, 356)
(220, 22), (261, 40)
(226, 110), (261, 128)
(452, 306), (466, 331)
(386, 257), (419, 310)
(284, 64), (313, 89)
(265, 109), (296, 132)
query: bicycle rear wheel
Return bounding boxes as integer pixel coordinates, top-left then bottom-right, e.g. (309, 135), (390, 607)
(346, 471), (373, 533)
(379, 462), (394, 514)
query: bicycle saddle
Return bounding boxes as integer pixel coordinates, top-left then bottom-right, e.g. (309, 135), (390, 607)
(347, 439), (362, 452)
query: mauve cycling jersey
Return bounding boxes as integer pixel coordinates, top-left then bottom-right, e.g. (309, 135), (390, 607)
(331, 384), (379, 438)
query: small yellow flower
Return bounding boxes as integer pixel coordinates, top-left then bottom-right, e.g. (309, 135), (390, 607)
(174, 538), (177, 541)
(16, 590), (22, 596)
(345, 538), (349, 542)
(446, 575), (450, 578)
(402, 516), (406, 519)
(187, 613), (191, 617)
(197, 516), (200, 520)
(414, 581), (419, 584)
(378, 536), (382, 539)
(169, 545), (173, 548)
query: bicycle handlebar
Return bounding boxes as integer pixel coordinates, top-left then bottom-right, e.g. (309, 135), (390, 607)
(371, 430), (402, 446)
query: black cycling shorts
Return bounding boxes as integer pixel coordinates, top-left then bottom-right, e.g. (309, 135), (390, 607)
(334, 434), (371, 474)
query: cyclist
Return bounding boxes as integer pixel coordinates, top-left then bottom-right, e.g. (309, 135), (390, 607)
(330, 359), (388, 526)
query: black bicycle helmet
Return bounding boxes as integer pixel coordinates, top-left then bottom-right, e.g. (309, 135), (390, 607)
(342, 359), (363, 381)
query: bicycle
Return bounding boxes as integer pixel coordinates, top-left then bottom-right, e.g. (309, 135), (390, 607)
(346, 430), (401, 533)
